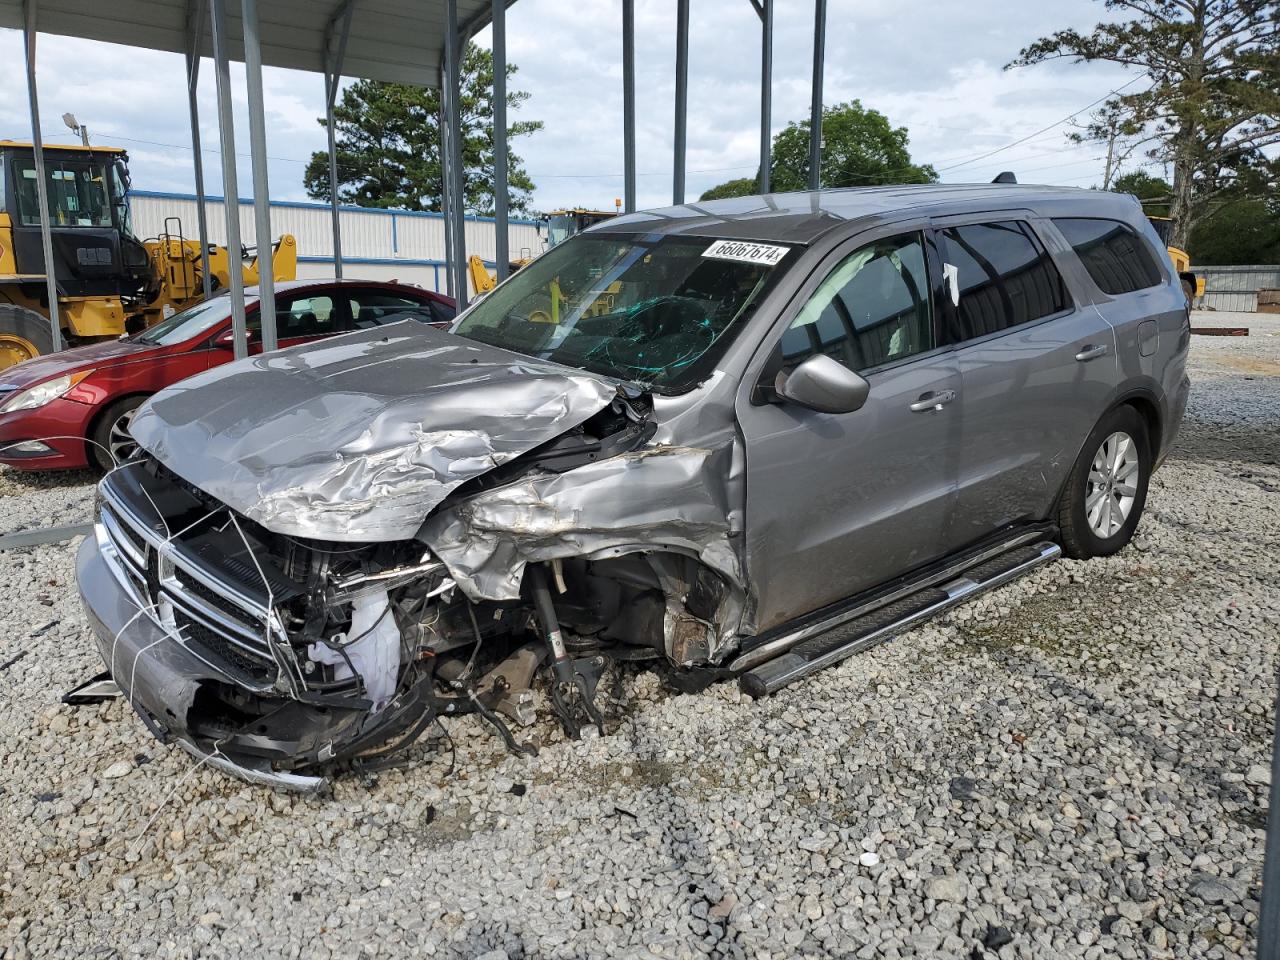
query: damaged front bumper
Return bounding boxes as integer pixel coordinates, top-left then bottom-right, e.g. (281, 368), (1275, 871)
(76, 523), (419, 791)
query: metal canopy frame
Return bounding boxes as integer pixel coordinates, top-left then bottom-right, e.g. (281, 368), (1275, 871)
(323, 0), (356, 281)
(13, 0), (828, 356)
(21, 0), (62, 351)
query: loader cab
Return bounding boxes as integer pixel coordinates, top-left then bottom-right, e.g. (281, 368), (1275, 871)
(0, 142), (149, 299)
(544, 208), (618, 248)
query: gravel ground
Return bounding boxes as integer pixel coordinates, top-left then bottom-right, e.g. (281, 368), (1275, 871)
(0, 311), (1276, 959)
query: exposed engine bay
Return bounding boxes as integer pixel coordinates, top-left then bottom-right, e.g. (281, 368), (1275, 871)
(87, 387), (744, 788)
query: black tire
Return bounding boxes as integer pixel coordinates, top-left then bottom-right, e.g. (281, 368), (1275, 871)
(89, 395), (148, 474)
(0, 304), (56, 369)
(1058, 405), (1151, 559)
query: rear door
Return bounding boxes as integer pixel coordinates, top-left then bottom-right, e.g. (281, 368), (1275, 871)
(737, 225), (965, 630)
(938, 216), (1118, 544)
(1050, 217), (1189, 434)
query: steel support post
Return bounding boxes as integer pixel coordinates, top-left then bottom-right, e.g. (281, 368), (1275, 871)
(22, 0), (62, 352)
(209, 0), (248, 359)
(622, 0), (636, 212)
(186, 0), (213, 301)
(444, 0), (468, 308)
(673, 0), (689, 205)
(758, 0), (772, 193)
(492, 0), (509, 280)
(438, 97), (455, 298)
(323, 1), (355, 279)
(808, 0), (826, 191)
(241, 0), (276, 351)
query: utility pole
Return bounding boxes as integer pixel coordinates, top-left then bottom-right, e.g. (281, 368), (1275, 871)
(1101, 122), (1118, 191)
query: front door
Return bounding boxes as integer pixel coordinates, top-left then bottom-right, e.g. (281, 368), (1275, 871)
(737, 226), (964, 631)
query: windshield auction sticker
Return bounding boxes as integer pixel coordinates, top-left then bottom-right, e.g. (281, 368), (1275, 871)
(701, 240), (789, 266)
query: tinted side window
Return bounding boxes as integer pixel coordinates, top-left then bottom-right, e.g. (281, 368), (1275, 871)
(276, 294), (340, 337)
(349, 290), (439, 328)
(942, 221), (1068, 341)
(1053, 217), (1163, 295)
(781, 232), (934, 373)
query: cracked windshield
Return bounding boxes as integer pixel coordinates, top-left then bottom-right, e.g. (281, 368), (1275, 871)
(452, 233), (793, 392)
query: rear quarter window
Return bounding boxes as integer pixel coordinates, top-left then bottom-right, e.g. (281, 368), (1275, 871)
(1053, 217), (1164, 296)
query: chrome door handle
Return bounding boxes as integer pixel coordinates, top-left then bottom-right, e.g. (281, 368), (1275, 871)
(1075, 344), (1109, 362)
(909, 389), (955, 412)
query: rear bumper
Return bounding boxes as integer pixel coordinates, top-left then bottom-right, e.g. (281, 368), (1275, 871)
(75, 530), (377, 790)
(0, 399), (94, 470)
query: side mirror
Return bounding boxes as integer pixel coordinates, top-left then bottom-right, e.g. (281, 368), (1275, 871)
(775, 354), (870, 414)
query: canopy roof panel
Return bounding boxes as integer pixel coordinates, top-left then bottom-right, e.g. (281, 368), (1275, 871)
(0, 0), (502, 86)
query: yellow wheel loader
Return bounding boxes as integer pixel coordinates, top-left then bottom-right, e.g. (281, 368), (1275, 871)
(1147, 215), (1206, 303)
(468, 208), (619, 297)
(0, 141), (296, 369)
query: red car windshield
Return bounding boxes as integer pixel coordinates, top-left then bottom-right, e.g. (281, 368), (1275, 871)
(134, 297), (241, 346)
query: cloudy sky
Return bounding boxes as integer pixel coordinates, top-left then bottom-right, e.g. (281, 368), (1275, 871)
(0, 0), (1149, 214)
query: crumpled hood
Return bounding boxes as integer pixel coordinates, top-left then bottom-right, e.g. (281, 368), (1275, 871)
(129, 321), (620, 542)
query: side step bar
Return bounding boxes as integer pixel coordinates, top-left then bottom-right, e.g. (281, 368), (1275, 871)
(739, 541), (1061, 698)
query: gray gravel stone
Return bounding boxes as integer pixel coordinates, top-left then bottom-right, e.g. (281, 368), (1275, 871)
(0, 311), (1274, 959)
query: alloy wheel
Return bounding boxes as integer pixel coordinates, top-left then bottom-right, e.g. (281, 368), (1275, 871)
(1085, 431), (1139, 539)
(108, 408), (139, 466)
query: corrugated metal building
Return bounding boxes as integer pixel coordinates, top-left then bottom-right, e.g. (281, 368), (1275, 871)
(129, 190), (545, 291)
(1195, 265), (1280, 313)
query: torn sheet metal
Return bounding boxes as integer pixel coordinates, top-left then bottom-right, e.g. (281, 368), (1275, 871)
(128, 321), (620, 542)
(418, 442), (748, 658)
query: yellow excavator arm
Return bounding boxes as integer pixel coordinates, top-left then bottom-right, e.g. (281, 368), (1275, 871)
(468, 254), (498, 296)
(138, 234), (298, 327)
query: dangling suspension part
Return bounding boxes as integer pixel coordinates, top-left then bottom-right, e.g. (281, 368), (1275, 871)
(528, 563), (606, 739)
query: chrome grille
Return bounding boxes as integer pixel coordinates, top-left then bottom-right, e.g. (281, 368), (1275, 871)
(96, 488), (283, 690)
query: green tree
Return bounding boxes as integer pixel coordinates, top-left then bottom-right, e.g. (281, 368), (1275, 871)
(1009, 0), (1280, 251)
(700, 101), (936, 201)
(1189, 195), (1280, 264)
(1111, 170), (1172, 217)
(699, 177), (759, 201)
(304, 44), (542, 214)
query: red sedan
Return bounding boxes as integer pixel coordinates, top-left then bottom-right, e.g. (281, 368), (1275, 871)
(0, 278), (455, 473)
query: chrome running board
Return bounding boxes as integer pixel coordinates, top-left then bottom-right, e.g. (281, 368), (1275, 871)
(739, 540), (1061, 698)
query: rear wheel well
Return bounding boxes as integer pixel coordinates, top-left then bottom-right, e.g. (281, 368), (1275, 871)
(1118, 394), (1161, 461)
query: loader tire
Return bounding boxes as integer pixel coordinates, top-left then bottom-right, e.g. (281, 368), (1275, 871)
(0, 304), (57, 370)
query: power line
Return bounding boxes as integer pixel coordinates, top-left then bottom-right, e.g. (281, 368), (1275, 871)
(937, 73), (1149, 173)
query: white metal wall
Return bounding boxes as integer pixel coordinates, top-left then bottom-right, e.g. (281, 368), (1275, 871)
(1195, 265), (1280, 313)
(129, 191), (544, 293)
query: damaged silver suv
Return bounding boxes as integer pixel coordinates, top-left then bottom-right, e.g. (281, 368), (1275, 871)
(77, 184), (1190, 789)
